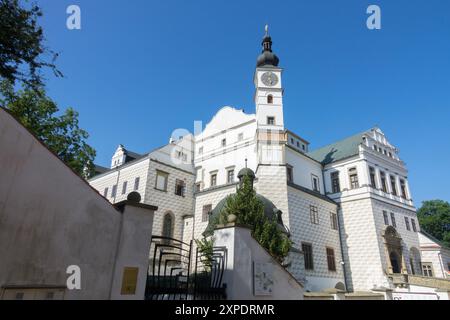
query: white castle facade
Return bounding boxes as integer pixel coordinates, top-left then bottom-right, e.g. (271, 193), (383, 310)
(89, 29), (450, 295)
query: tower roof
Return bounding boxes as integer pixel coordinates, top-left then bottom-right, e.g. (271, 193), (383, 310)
(256, 25), (280, 67)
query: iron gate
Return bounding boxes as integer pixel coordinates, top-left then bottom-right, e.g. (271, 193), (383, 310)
(145, 236), (227, 300)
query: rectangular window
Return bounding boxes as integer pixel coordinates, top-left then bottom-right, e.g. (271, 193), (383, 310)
(134, 177), (140, 191)
(330, 212), (338, 230)
(210, 173), (217, 187)
(111, 185), (117, 198)
(405, 217), (411, 231)
(198, 147), (203, 155)
(227, 169), (235, 184)
(310, 205), (319, 225)
(400, 179), (407, 199)
(221, 139), (226, 147)
(349, 168), (359, 189)
(103, 187), (108, 198)
(286, 166), (293, 183)
(326, 248), (336, 272)
(380, 171), (388, 193)
(312, 175), (320, 192)
(175, 179), (185, 196)
(383, 211), (389, 225)
(331, 172), (340, 193)
(194, 182), (201, 193)
(369, 167), (377, 188)
(390, 175), (398, 196)
(267, 116), (275, 125)
(155, 170), (169, 191)
(390, 212), (397, 228)
(238, 133), (244, 141)
(422, 263), (434, 277)
(411, 219), (417, 232)
(302, 243), (314, 270)
(202, 204), (212, 223)
(296, 141), (300, 147)
(122, 181), (128, 195)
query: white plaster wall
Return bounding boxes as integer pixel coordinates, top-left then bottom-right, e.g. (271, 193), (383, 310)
(214, 226), (303, 300)
(145, 160), (194, 242)
(286, 187), (344, 291)
(285, 148), (324, 194)
(193, 184), (237, 240)
(0, 109), (155, 300)
(110, 205), (154, 300)
(339, 198), (389, 291)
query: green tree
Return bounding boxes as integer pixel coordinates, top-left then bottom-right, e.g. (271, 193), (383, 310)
(417, 200), (450, 247)
(218, 175), (292, 262)
(0, 0), (62, 88)
(0, 80), (96, 177)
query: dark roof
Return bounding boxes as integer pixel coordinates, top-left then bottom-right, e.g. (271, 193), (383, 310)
(237, 168), (255, 179)
(307, 131), (367, 165)
(203, 193), (289, 237)
(94, 164), (109, 175)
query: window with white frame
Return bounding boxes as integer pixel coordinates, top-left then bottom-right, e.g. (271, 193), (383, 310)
(122, 181), (127, 195)
(155, 170), (169, 191)
(175, 179), (185, 196)
(405, 216), (411, 231)
(348, 167), (359, 189)
(331, 172), (340, 193)
(383, 211), (389, 225)
(311, 175), (320, 192)
(286, 165), (293, 183)
(330, 212), (338, 230)
(227, 169), (235, 184)
(390, 212), (397, 228)
(422, 263), (434, 277)
(310, 205), (319, 225)
(210, 173), (217, 187)
(369, 166), (377, 188)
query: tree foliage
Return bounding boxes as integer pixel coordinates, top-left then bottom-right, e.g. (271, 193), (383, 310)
(0, 0), (62, 88)
(0, 80), (96, 177)
(417, 200), (450, 248)
(218, 175), (292, 262)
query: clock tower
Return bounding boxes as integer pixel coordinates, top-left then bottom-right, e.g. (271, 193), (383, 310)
(254, 25), (284, 131)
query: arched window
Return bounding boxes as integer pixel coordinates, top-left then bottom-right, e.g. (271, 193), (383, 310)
(390, 251), (401, 274)
(162, 212), (174, 240)
(267, 95), (273, 104)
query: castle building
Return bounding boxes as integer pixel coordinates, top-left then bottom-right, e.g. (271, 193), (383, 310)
(88, 28), (449, 295)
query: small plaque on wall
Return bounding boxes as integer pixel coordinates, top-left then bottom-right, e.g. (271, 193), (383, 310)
(253, 262), (274, 296)
(121, 267), (139, 295)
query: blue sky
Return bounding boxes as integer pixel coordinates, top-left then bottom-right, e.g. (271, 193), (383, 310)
(36, 0), (450, 205)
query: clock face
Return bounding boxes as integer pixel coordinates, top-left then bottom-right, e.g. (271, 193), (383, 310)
(261, 72), (279, 87)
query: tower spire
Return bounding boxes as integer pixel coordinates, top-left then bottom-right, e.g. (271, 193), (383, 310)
(256, 25), (279, 67)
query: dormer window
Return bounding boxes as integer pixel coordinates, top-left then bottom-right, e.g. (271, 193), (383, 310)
(267, 95), (273, 104)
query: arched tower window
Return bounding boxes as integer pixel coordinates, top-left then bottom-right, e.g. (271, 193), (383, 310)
(267, 95), (273, 104)
(162, 212), (174, 240)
